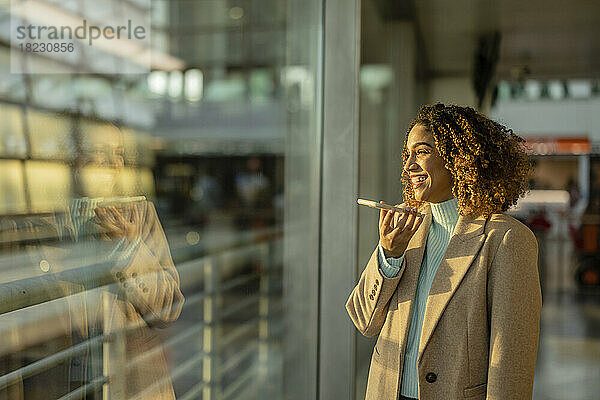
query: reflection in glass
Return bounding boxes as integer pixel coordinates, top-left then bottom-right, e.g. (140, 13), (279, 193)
(27, 111), (75, 160)
(0, 120), (184, 399)
(25, 161), (72, 212)
(0, 0), (289, 398)
(0, 160), (27, 214)
(0, 105), (27, 157)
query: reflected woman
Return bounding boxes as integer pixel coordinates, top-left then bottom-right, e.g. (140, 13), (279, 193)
(0, 120), (184, 400)
(346, 103), (542, 400)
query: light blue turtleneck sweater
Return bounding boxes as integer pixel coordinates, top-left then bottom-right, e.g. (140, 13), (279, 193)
(377, 197), (459, 399)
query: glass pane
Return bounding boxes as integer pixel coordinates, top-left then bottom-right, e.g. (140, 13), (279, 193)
(0, 104), (27, 157)
(25, 161), (72, 212)
(27, 110), (76, 160)
(0, 0), (321, 399)
(0, 160), (27, 214)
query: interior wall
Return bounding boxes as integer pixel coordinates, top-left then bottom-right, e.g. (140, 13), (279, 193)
(490, 98), (600, 141)
(426, 76), (478, 108)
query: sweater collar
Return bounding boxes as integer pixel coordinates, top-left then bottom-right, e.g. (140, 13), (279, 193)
(430, 197), (459, 229)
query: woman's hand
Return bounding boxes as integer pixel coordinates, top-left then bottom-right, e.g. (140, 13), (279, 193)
(94, 205), (141, 241)
(379, 201), (423, 258)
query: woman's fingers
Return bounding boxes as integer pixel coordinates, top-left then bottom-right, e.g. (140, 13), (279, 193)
(109, 206), (127, 227)
(94, 208), (112, 226)
(396, 208), (410, 230)
(382, 208), (395, 233)
(392, 208), (420, 236)
(379, 205), (388, 233)
(404, 208), (417, 230)
(100, 207), (118, 226)
(379, 202), (423, 241)
(406, 210), (423, 233)
(378, 203), (423, 257)
(94, 207), (124, 236)
(95, 212), (120, 233)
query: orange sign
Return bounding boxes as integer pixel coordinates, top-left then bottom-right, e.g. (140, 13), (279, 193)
(524, 137), (590, 155)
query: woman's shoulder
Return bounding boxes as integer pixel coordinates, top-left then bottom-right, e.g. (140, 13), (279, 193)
(485, 212), (537, 243)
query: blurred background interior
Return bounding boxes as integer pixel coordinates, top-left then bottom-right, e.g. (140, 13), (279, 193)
(0, 0), (598, 399)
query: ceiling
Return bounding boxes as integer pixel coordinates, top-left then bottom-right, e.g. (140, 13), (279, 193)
(412, 0), (600, 81)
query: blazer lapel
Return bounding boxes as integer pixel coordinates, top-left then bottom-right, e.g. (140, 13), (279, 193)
(403, 203), (432, 288)
(395, 203), (432, 365)
(417, 211), (488, 364)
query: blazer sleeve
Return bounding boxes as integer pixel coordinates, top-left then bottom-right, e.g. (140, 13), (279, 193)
(345, 244), (405, 337)
(111, 201), (185, 328)
(486, 226), (542, 399)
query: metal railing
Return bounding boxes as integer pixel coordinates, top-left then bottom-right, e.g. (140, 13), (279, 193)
(0, 226), (284, 400)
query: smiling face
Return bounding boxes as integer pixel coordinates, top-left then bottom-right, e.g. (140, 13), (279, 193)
(404, 124), (454, 203)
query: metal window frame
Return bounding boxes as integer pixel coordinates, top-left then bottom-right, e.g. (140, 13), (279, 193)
(319, 0), (361, 399)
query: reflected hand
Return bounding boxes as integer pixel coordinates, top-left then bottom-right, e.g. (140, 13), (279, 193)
(94, 205), (141, 241)
(379, 201), (423, 258)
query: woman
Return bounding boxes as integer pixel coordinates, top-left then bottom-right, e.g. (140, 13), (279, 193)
(346, 103), (542, 400)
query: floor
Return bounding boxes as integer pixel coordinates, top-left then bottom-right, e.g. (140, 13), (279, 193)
(533, 291), (600, 400)
(533, 233), (600, 399)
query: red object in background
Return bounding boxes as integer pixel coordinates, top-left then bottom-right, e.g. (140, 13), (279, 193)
(581, 224), (598, 253)
(568, 223), (584, 250)
(525, 137), (590, 155)
(526, 212), (552, 233)
(581, 268), (600, 285)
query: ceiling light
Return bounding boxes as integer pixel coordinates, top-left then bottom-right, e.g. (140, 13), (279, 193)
(228, 7), (244, 20)
(548, 80), (565, 100)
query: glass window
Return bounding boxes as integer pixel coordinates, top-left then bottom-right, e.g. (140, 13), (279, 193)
(25, 161), (72, 212)
(0, 104), (27, 157)
(26, 110), (76, 160)
(0, 160), (27, 214)
(0, 0), (324, 399)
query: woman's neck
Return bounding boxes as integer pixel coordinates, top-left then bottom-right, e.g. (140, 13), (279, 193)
(430, 197), (459, 228)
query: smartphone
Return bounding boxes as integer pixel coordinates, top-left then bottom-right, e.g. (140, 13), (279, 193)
(95, 196), (147, 221)
(357, 198), (424, 217)
(96, 196), (146, 208)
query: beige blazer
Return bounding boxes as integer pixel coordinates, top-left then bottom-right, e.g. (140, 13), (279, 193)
(346, 202), (542, 400)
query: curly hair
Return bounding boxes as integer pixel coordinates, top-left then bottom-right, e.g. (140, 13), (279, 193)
(401, 103), (534, 218)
